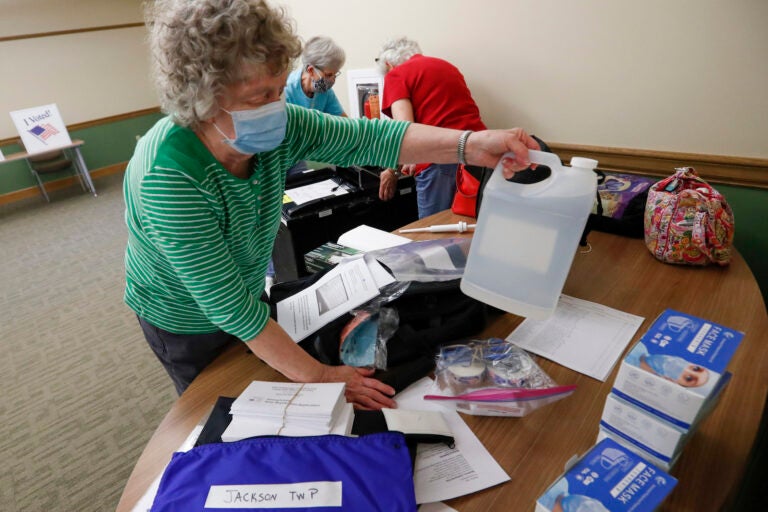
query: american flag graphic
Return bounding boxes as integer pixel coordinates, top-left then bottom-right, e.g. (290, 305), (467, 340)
(28, 123), (59, 143)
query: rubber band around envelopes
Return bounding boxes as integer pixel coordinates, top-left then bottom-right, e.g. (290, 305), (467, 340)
(276, 383), (305, 436)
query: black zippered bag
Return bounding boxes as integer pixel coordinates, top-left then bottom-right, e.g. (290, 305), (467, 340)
(268, 272), (498, 393)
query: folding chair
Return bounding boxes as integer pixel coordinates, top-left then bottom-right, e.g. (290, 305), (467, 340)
(19, 140), (86, 202)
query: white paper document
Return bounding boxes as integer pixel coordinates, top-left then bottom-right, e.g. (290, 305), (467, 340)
(337, 224), (411, 252)
(396, 378), (510, 504)
(284, 178), (349, 205)
(505, 295), (644, 381)
(276, 258), (382, 341)
(382, 408), (452, 438)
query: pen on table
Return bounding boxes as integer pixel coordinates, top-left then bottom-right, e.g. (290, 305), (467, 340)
(399, 221), (477, 234)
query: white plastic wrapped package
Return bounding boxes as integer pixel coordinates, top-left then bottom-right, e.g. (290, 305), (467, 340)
(425, 338), (577, 417)
(365, 237), (471, 282)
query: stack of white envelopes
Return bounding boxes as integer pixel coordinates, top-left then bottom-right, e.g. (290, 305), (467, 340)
(222, 381), (353, 442)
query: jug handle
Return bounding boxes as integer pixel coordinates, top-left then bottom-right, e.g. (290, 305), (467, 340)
(490, 150), (564, 195)
(527, 149), (565, 172)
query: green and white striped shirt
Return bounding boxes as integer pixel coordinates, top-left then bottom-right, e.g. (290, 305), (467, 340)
(124, 105), (409, 340)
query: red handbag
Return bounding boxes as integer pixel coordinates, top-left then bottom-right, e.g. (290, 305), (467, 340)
(451, 164), (481, 217)
(452, 135), (552, 218)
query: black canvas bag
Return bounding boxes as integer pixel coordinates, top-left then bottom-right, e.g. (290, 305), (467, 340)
(584, 171), (655, 241)
(268, 271), (497, 392)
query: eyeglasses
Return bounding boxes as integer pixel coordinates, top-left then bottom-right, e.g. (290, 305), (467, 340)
(315, 68), (341, 79)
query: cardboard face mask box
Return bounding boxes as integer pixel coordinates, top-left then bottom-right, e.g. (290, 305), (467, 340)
(612, 309), (743, 429)
(598, 372), (730, 470)
(536, 437), (677, 512)
(596, 427), (681, 473)
(599, 392), (687, 471)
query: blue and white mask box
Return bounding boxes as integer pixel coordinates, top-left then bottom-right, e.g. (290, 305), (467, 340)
(596, 427), (681, 473)
(599, 392), (688, 471)
(598, 373), (730, 471)
(536, 437), (677, 512)
(613, 309), (742, 429)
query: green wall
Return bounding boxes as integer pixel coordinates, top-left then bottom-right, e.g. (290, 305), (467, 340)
(0, 112), (164, 195)
(716, 184), (768, 307)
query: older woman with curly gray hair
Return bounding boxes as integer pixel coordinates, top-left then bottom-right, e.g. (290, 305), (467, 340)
(124, 0), (538, 409)
(285, 35), (347, 116)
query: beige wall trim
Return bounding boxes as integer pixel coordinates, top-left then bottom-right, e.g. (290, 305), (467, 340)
(0, 163), (126, 206)
(0, 23), (144, 43)
(550, 143), (768, 190)
(0, 107), (160, 147)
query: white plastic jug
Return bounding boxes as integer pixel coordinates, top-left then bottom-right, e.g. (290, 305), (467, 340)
(460, 150), (598, 320)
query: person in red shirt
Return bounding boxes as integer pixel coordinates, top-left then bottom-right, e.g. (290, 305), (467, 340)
(377, 37), (487, 218)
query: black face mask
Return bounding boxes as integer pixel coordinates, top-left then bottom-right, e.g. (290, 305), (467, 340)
(310, 68), (333, 93)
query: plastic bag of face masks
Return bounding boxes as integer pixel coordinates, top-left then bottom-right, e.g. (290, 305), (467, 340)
(339, 305), (398, 370)
(424, 338), (578, 417)
(337, 280), (410, 370)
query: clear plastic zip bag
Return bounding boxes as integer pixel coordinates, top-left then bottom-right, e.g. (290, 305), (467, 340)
(425, 338), (577, 416)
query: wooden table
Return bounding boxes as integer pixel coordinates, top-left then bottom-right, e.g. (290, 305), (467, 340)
(117, 210), (768, 511)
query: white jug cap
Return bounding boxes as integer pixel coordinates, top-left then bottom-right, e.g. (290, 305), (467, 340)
(570, 157), (599, 170)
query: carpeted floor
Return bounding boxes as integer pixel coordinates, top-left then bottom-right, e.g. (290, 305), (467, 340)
(0, 174), (176, 512)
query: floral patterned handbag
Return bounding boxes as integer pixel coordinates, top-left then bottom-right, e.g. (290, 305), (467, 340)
(644, 167), (735, 266)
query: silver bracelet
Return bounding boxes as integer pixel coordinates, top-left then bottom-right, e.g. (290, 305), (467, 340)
(457, 130), (473, 165)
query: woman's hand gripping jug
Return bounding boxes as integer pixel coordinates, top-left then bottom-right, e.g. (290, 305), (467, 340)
(460, 150), (598, 320)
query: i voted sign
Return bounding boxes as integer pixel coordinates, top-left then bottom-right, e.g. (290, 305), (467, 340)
(205, 481), (342, 509)
(9, 103), (72, 154)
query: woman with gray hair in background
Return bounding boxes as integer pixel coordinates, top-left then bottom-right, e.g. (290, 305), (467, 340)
(285, 35), (347, 116)
(377, 36), (489, 218)
(123, 0), (538, 409)
(275, 36), (347, 278)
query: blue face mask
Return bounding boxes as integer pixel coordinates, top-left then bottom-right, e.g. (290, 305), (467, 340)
(215, 98), (287, 155)
(646, 354), (689, 380)
(561, 494), (609, 512)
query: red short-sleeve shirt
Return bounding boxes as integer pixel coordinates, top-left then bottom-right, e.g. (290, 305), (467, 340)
(382, 54), (487, 131)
